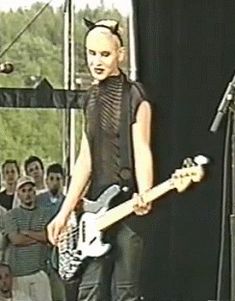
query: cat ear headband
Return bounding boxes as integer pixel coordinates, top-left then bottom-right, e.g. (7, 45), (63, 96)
(83, 18), (123, 46)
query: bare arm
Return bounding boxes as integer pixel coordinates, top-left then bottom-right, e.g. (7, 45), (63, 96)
(47, 129), (92, 245)
(58, 129), (92, 218)
(4, 212), (37, 246)
(8, 233), (37, 246)
(132, 101), (154, 214)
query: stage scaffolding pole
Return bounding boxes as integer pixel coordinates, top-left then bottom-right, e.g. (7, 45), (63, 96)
(63, 0), (76, 189)
(128, 0), (137, 81)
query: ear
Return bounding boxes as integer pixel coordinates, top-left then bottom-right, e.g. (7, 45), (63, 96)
(118, 46), (125, 63)
(83, 18), (95, 29)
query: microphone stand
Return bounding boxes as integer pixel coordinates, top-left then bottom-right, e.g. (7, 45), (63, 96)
(231, 106), (235, 301)
(210, 76), (235, 300)
(210, 79), (235, 133)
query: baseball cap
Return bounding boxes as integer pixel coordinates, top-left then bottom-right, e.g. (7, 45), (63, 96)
(16, 175), (35, 190)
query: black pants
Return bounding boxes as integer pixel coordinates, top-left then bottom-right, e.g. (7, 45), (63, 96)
(77, 222), (143, 301)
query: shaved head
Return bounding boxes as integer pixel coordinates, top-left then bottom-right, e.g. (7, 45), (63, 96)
(86, 26), (121, 50)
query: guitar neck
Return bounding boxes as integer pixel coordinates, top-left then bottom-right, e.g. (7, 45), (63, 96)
(96, 178), (174, 231)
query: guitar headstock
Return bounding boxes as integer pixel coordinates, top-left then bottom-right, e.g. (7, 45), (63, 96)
(171, 155), (207, 192)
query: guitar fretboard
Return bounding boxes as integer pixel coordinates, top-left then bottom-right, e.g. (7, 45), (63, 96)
(96, 179), (173, 231)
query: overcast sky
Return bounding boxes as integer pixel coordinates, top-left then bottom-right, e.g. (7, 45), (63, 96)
(0, 0), (131, 15)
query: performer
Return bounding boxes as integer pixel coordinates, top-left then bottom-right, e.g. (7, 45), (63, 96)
(47, 19), (153, 300)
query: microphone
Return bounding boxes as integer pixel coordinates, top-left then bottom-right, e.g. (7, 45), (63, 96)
(0, 62), (14, 74)
(210, 73), (235, 132)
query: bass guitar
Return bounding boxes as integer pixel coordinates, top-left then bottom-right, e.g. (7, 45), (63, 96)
(54, 156), (206, 281)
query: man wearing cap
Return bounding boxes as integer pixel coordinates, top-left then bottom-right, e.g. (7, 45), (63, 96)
(3, 176), (52, 301)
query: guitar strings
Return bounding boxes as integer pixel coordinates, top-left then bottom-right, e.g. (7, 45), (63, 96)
(57, 230), (80, 252)
(57, 227), (80, 243)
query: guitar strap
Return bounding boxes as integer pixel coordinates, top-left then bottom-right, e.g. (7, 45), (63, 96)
(119, 78), (148, 194)
(119, 79), (133, 191)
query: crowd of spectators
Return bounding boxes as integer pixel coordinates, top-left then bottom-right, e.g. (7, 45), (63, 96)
(0, 156), (68, 301)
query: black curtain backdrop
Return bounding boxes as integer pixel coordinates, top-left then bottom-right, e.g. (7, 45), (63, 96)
(134, 1), (235, 300)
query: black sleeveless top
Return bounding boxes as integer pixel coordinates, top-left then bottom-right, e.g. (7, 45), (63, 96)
(83, 72), (148, 201)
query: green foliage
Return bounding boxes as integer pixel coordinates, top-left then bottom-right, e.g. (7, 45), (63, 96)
(0, 109), (61, 164)
(0, 2), (127, 168)
(0, 108), (83, 168)
(0, 2), (127, 88)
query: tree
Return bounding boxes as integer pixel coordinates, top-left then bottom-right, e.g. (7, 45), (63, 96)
(0, 2), (128, 167)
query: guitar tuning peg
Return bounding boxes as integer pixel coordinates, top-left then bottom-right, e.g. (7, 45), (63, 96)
(193, 155), (209, 165)
(183, 157), (194, 167)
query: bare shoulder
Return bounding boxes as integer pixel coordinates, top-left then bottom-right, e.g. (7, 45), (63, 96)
(136, 100), (152, 123)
